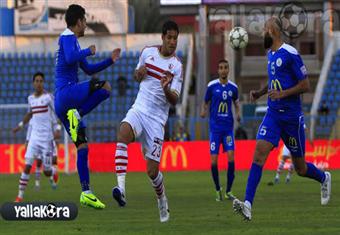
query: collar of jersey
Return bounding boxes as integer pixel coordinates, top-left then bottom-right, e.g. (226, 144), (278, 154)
(61, 28), (75, 36)
(157, 46), (174, 59)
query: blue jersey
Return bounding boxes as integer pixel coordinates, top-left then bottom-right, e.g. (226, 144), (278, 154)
(267, 43), (307, 116)
(55, 28), (113, 90)
(204, 79), (238, 132)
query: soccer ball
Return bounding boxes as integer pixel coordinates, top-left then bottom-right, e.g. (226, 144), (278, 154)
(279, 2), (307, 38)
(229, 27), (248, 50)
(46, 204), (57, 218)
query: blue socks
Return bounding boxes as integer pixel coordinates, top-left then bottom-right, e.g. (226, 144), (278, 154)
(305, 162), (326, 183)
(245, 163), (263, 205)
(77, 148), (90, 191)
(79, 89), (110, 116)
(226, 161), (235, 193)
(211, 163), (220, 191)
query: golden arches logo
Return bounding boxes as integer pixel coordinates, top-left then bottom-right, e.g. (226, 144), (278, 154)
(161, 145), (188, 169)
(218, 102), (228, 113)
(271, 79), (282, 91)
(288, 137), (297, 148)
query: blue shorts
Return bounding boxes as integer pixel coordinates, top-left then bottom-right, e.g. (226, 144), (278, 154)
(209, 130), (235, 155)
(54, 80), (91, 134)
(256, 109), (305, 157)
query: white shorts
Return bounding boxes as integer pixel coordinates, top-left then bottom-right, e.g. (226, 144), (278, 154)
(282, 144), (292, 158)
(122, 108), (165, 163)
(25, 139), (53, 170)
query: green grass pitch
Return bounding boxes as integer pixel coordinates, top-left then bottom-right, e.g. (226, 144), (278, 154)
(0, 170), (339, 235)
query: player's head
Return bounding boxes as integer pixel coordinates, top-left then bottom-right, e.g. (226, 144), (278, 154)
(218, 59), (229, 80)
(263, 17), (282, 49)
(161, 21), (179, 56)
(65, 4), (86, 37)
(32, 72), (44, 93)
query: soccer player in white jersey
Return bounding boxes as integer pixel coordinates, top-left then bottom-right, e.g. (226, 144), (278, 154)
(13, 72), (60, 202)
(25, 120), (61, 190)
(112, 21), (183, 223)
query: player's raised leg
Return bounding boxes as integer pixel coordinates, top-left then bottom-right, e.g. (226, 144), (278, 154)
(283, 117), (330, 205)
(292, 157), (330, 205)
(112, 122), (135, 207)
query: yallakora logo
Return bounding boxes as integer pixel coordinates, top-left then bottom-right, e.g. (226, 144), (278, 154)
(14, 203), (70, 219)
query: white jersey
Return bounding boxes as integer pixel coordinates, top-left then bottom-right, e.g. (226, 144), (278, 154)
(133, 46), (183, 125)
(27, 91), (57, 142)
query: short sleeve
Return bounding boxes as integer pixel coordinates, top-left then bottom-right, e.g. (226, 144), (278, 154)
(204, 85), (212, 103)
(233, 86), (239, 102)
(27, 97), (32, 112)
(290, 53), (307, 81)
(169, 64), (183, 96)
(136, 48), (147, 70)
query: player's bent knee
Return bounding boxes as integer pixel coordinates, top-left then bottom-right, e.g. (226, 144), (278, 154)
(118, 122), (134, 144)
(24, 165), (32, 174)
(89, 78), (107, 93)
(102, 81), (112, 92)
(295, 166), (307, 176)
(74, 128), (88, 148)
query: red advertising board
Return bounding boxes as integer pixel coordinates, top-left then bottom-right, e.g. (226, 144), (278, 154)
(0, 140), (339, 174)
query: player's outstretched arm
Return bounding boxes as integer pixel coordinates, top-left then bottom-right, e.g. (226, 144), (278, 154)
(12, 112), (32, 133)
(268, 78), (310, 100)
(62, 36), (93, 64)
(80, 48), (121, 75)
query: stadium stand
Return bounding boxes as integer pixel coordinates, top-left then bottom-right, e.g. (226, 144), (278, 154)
(317, 49), (340, 138)
(0, 51), (184, 143)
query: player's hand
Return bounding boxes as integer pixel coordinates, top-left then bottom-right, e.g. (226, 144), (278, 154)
(268, 89), (284, 100)
(237, 115), (241, 123)
(89, 45), (96, 55)
(250, 90), (260, 102)
(135, 65), (147, 82)
(200, 110), (207, 118)
(161, 71), (173, 89)
(111, 48), (121, 62)
(12, 126), (21, 134)
(54, 130), (61, 140)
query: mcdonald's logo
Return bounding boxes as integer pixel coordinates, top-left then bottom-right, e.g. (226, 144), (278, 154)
(270, 79), (282, 91)
(218, 102), (228, 114)
(288, 137), (298, 149)
(161, 145), (188, 169)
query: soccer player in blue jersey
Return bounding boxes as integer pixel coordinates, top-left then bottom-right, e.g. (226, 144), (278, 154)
(200, 59), (241, 201)
(233, 17), (331, 221)
(54, 4), (121, 209)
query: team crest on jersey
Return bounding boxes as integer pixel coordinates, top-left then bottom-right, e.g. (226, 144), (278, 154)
(228, 91), (233, 97)
(150, 56), (154, 61)
(169, 64), (174, 70)
(276, 58), (282, 67)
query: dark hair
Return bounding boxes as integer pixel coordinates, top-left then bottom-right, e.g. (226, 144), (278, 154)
(218, 59), (229, 66)
(162, 21), (179, 35)
(33, 72), (44, 82)
(65, 4), (85, 27)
